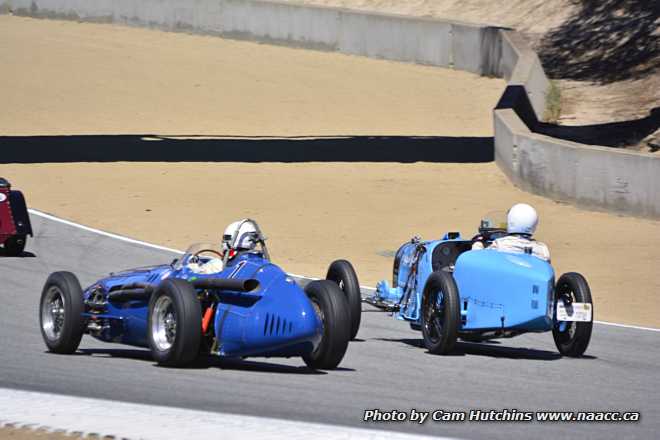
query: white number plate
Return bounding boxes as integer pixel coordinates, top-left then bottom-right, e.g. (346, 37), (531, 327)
(556, 301), (592, 322)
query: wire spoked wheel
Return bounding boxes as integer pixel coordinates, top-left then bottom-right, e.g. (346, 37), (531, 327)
(421, 271), (460, 355)
(424, 290), (445, 344)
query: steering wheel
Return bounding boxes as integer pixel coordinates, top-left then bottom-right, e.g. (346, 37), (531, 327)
(191, 249), (224, 262)
(472, 228), (506, 246)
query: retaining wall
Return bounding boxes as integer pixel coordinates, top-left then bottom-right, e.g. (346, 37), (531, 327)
(494, 30), (660, 218)
(2, 0), (658, 218)
(495, 109), (660, 217)
(2, 0), (503, 76)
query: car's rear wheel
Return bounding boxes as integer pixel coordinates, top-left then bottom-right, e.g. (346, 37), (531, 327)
(3, 235), (26, 256)
(40, 272), (85, 354)
(421, 271), (460, 355)
(553, 272), (593, 357)
(302, 280), (350, 370)
(148, 279), (201, 367)
(326, 259), (361, 340)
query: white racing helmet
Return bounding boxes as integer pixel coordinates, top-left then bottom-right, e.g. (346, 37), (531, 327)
(222, 220), (258, 253)
(506, 203), (539, 235)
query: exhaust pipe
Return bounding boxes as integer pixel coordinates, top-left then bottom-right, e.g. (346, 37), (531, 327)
(192, 278), (260, 292)
(107, 283), (154, 302)
(108, 278), (260, 303)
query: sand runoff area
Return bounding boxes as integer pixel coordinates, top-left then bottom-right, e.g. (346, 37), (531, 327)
(1, 16), (659, 328)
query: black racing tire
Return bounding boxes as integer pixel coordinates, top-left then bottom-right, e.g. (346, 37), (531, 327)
(3, 235), (26, 256)
(302, 280), (350, 370)
(421, 271), (460, 355)
(326, 259), (361, 340)
(39, 271), (85, 354)
(148, 279), (202, 367)
(553, 272), (593, 357)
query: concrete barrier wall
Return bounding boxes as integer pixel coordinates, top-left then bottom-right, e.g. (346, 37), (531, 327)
(2, 0), (658, 218)
(218, 0), (340, 50)
(336, 11), (452, 67)
(495, 29), (660, 219)
(2, 0), (506, 74)
(499, 30), (549, 120)
(6, 0), (226, 33)
(495, 109), (660, 217)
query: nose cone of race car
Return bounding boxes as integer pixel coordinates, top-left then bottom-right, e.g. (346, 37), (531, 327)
(218, 268), (322, 358)
(254, 290), (323, 357)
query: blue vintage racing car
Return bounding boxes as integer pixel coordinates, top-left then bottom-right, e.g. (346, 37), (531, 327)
(365, 212), (593, 357)
(39, 220), (362, 369)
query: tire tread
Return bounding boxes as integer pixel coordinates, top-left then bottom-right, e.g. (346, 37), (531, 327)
(421, 271), (460, 355)
(302, 280), (350, 370)
(39, 271), (85, 354)
(326, 259), (362, 340)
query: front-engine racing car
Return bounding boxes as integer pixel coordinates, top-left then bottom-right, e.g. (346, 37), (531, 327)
(365, 211), (593, 357)
(0, 177), (32, 256)
(39, 219), (362, 369)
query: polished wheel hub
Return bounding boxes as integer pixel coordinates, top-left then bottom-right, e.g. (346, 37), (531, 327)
(152, 296), (177, 351)
(42, 287), (65, 341)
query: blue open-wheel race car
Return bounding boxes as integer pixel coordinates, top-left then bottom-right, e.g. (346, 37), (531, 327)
(365, 211), (593, 357)
(39, 220), (362, 369)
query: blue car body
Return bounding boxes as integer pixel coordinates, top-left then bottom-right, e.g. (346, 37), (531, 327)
(83, 251), (323, 358)
(372, 233), (555, 336)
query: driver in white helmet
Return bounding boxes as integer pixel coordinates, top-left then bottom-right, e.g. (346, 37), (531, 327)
(222, 219), (259, 260)
(478, 203), (551, 261)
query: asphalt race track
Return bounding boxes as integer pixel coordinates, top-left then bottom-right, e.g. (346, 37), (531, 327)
(1, 214), (658, 439)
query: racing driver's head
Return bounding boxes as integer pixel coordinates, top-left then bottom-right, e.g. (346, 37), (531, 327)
(222, 219), (258, 257)
(506, 203), (539, 237)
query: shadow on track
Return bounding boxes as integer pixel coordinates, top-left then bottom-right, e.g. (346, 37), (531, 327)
(0, 250), (36, 258)
(374, 337), (566, 361)
(0, 134), (494, 163)
(77, 348), (332, 374)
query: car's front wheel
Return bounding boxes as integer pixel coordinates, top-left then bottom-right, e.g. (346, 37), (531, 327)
(421, 271), (460, 355)
(40, 272), (85, 354)
(302, 280), (350, 370)
(553, 272), (593, 357)
(326, 259), (361, 340)
(148, 279), (201, 367)
(3, 235), (27, 256)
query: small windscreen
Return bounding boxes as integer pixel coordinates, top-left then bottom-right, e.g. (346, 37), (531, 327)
(479, 210), (508, 232)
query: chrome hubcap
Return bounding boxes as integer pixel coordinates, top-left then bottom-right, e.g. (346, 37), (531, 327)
(311, 299), (324, 324)
(310, 298), (325, 355)
(42, 287), (65, 341)
(152, 296), (177, 351)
